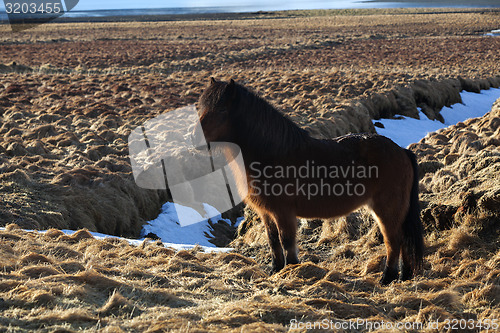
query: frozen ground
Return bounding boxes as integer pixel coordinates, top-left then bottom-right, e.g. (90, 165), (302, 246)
(0, 202), (236, 252)
(374, 87), (500, 148)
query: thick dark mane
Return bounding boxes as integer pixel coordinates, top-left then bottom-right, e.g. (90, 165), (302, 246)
(228, 82), (311, 160)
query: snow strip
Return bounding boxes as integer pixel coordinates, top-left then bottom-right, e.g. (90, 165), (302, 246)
(374, 87), (500, 148)
(0, 225), (233, 253)
(485, 29), (500, 37)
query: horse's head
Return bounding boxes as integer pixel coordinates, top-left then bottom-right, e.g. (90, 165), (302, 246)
(192, 77), (236, 147)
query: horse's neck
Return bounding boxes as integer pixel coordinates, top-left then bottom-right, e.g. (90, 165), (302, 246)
(232, 88), (310, 161)
(237, 118), (309, 164)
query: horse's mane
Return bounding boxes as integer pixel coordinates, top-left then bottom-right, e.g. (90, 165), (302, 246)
(226, 82), (311, 160)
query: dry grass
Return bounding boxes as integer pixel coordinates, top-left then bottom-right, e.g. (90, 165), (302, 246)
(1, 8), (499, 332)
(0, 222), (498, 332)
(413, 99), (500, 241)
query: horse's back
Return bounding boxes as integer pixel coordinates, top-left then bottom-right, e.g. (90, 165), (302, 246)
(332, 133), (400, 149)
(309, 133), (405, 166)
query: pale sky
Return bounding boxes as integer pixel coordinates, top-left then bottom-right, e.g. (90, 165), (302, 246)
(1, 1), (361, 12)
(69, 0), (346, 11)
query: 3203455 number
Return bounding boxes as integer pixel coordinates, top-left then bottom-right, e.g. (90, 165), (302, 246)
(5, 2), (63, 15)
(443, 319), (498, 330)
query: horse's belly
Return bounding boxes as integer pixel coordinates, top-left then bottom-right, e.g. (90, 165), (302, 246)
(244, 176), (374, 219)
(295, 195), (369, 219)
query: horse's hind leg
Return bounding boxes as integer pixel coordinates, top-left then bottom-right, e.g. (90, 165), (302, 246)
(400, 247), (413, 281)
(275, 212), (299, 266)
(379, 229), (401, 285)
(371, 208), (405, 285)
(261, 214), (285, 272)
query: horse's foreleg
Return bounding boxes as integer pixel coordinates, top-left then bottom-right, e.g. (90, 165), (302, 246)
(276, 213), (299, 267)
(262, 214), (285, 272)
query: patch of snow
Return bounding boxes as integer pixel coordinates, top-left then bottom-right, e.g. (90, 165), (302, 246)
(374, 87), (500, 148)
(203, 203), (222, 223)
(140, 202), (233, 250)
(485, 29), (500, 37)
(235, 216), (245, 227)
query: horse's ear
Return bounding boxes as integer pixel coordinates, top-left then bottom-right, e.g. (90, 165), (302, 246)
(225, 79), (236, 97)
(210, 77), (217, 84)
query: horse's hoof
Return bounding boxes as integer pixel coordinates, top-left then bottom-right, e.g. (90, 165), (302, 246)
(271, 262), (285, 273)
(380, 267), (398, 285)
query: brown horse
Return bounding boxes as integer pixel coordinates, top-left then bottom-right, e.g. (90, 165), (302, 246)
(193, 78), (424, 285)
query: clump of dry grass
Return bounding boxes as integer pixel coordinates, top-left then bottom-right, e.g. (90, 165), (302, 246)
(415, 99), (500, 242)
(98, 290), (138, 316)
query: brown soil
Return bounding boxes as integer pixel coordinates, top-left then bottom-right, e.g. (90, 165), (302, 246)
(0, 8), (499, 332)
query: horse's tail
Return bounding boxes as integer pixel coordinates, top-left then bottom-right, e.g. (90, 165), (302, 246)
(403, 149), (424, 273)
